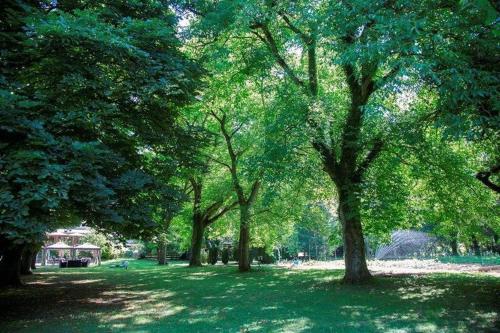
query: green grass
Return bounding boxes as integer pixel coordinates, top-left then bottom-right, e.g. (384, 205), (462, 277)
(438, 255), (500, 266)
(0, 259), (498, 333)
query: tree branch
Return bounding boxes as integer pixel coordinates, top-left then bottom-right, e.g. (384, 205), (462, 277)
(247, 180), (261, 205)
(279, 12), (309, 43)
(203, 200), (224, 220)
(206, 154), (231, 170)
(206, 201), (239, 225)
(353, 139), (384, 181)
(476, 164), (500, 193)
(231, 122), (245, 137)
(211, 109), (246, 202)
(251, 22), (307, 91)
(312, 140), (339, 181)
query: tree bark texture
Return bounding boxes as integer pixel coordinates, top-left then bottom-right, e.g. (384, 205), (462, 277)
(189, 216), (205, 267)
(20, 247), (34, 275)
(238, 205), (251, 272)
(337, 185), (372, 283)
(157, 241), (167, 265)
(0, 243), (24, 287)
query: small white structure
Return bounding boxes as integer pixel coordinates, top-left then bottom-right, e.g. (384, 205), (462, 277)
(41, 242), (101, 266)
(42, 242), (73, 265)
(74, 243), (102, 265)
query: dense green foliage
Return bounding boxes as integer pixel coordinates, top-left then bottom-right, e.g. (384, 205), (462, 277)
(0, 1), (201, 249)
(0, 0), (498, 285)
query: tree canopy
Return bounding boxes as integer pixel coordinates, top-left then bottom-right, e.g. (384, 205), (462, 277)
(0, 0), (498, 285)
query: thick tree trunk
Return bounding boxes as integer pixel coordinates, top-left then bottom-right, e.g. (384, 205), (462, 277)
(0, 244), (24, 287)
(238, 205), (251, 272)
(157, 241), (167, 265)
(20, 248), (34, 275)
(338, 186), (372, 283)
(189, 217), (205, 267)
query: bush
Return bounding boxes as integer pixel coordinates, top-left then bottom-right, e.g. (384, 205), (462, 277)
(221, 248), (229, 264)
(208, 248), (218, 265)
(232, 247), (239, 262)
(261, 252), (276, 264)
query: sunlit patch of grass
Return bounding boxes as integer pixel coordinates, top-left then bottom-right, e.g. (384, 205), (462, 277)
(0, 259), (498, 332)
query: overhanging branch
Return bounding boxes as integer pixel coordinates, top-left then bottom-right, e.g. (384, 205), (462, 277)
(206, 201), (238, 225)
(476, 164), (500, 193)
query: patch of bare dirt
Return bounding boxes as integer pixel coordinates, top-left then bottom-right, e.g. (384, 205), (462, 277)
(277, 259), (500, 277)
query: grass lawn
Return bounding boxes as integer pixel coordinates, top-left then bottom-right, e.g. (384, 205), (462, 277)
(0, 259), (498, 333)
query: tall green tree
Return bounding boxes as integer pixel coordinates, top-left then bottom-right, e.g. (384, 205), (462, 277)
(0, 0), (201, 285)
(187, 172), (237, 266)
(178, 0), (499, 282)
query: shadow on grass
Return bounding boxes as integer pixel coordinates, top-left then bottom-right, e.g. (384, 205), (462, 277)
(0, 260), (498, 332)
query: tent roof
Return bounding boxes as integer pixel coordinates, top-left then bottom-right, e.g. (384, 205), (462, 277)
(45, 242), (72, 249)
(74, 243), (100, 250)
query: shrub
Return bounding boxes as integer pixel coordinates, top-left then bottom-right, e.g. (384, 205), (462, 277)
(232, 247), (239, 262)
(221, 248), (229, 264)
(208, 248), (218, 265)
(261, 252), (276, 264)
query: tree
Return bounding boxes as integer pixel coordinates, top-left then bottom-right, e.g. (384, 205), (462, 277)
(210, 111), (262, 271)
(188, 174), (237, 266)
(0, 0), (201, 285)
(178, 0), (498, 283)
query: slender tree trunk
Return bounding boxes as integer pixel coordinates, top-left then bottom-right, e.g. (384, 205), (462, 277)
(337, 185), (371, 283)
(493, 233), (500, 255)
(31, 251), (37, 270)
(450, 238), (458, 256)
(157, 241), (167, 265)
(189, 217), (205, 267)
(472, 237), (481, 256)
(20, 247), (34, 275)
(238, 205), (251, 272)
(0, 244), (24, 287)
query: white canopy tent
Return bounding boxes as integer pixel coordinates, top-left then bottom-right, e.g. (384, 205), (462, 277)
(74, 243), (101, 265)
(42, 242), (72, 266)
(41, 242), (101, 266)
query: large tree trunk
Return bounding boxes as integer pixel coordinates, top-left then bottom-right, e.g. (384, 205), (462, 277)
(338, 185), (372, 283)
(20, 247), (34, 275)
(189, 217), (205, 267)
(0, 244), (24, 287)
(238, 205), (251, 272)
(157, 241), (167, 265)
